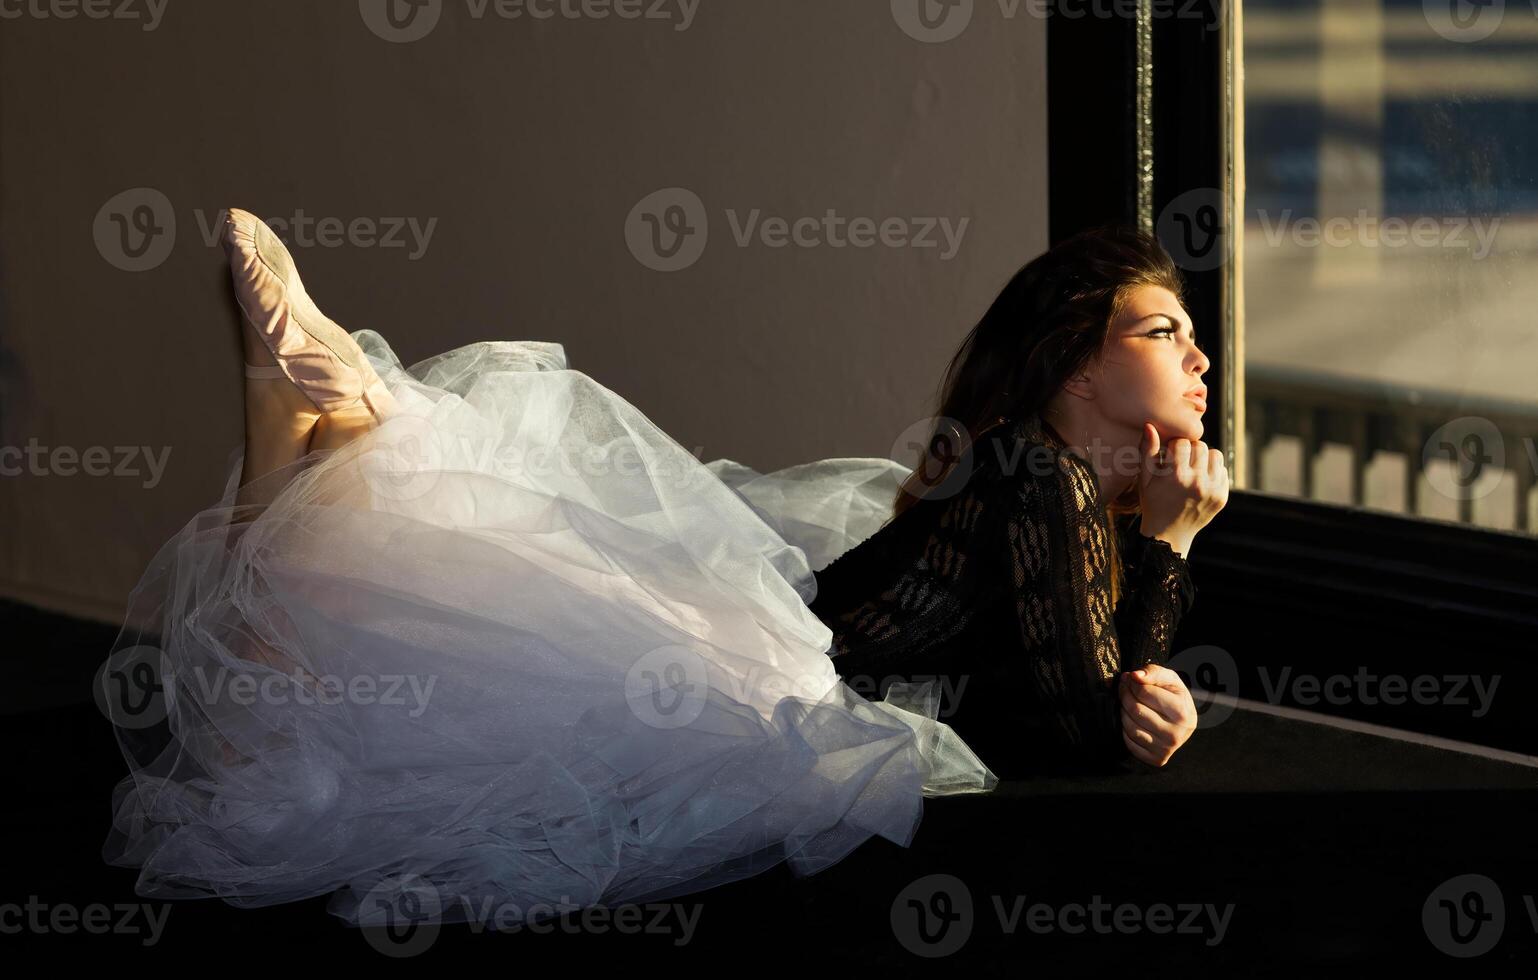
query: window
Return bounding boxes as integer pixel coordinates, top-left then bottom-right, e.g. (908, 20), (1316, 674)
(1240, 0), (1538, 534)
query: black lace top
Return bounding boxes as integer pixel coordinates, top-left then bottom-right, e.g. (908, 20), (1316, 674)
(809, 412), (1196, 777)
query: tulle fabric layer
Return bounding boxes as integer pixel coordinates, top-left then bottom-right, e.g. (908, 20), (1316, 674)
(100, 331), (996, 928)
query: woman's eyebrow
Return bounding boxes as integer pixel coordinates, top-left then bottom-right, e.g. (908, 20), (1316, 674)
(1133, 312), (1191, 334)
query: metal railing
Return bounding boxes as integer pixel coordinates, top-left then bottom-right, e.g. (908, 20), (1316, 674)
(1245, 365), (1538, 531)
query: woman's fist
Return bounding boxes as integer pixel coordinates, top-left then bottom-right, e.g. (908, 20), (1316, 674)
(1119, 664), (1197, 768)
(1135, 423), (1229, 557)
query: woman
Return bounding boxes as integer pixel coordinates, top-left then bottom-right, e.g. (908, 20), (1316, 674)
(100, 211), (1223, 930)
(811, 226), (1223, 777)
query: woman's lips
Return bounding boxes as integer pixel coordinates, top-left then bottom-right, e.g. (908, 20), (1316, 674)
(1184, 393), (1207, 412)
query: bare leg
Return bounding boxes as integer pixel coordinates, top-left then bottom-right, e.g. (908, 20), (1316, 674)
(309, 404), (381, 453)
(236, 318), (322, 505)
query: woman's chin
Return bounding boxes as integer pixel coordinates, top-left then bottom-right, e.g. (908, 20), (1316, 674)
(1157, 415), (1204, 444)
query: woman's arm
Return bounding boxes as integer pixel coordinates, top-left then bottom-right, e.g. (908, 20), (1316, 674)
(1112, 511), (1197, 671)
(1001, 454), (1196, 770)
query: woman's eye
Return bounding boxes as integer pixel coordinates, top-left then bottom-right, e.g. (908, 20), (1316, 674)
(1150, 327), (1175, 338)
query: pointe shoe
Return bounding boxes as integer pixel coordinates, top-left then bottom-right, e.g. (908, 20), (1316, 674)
(221, 207), (397, 420)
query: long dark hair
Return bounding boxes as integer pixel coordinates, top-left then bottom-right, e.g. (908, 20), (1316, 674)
(891, 224), (1186, 601)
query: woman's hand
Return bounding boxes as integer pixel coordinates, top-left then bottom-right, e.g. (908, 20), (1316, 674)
(1135, 422), (1229, 558)
(1119, 664), (1197, 768)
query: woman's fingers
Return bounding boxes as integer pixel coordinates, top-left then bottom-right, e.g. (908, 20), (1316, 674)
(1122, 675), (1187, 726)
(1120, 666), (1199, 769)
(1126, 664), (1184, 694)
(1121, 684), (1178, 738)
(1122, 724), (1165, 767)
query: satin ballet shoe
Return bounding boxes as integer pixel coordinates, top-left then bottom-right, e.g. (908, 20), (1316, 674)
(222, 207), (397, 420)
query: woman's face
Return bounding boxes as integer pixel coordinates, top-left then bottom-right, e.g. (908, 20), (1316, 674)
(1091, 284), (1210, 443)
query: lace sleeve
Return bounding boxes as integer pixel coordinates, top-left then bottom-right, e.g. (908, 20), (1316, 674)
(1003, 452), (1196, 769)
(814, 480), (992, 676)
(1113, 513), (1197, 671)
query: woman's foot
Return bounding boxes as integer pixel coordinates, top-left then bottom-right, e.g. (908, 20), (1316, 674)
(238, 320), (322, 493)
(221, 207), (397, 419)
(220, 207), (396, 489)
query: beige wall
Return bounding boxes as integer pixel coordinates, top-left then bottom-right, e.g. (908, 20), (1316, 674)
(0, 0), (1047, 625)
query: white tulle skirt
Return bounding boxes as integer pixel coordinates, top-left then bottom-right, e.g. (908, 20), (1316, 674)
(99, 331), (997, 929)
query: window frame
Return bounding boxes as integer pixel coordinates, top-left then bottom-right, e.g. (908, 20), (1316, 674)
(1047, 0), (1538, 756)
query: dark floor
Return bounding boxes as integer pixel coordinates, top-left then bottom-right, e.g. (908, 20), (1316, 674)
(5, 597), (1537, 973)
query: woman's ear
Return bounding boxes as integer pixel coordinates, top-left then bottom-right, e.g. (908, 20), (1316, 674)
(1058, 372), (1094, 403)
